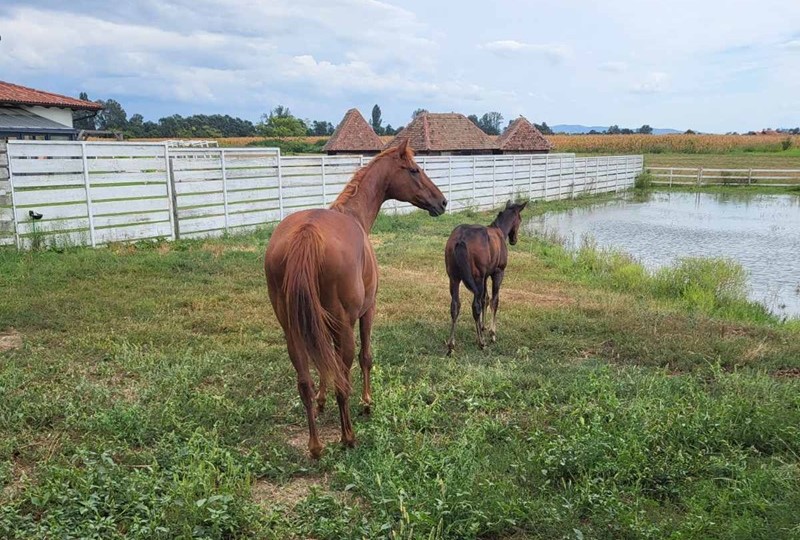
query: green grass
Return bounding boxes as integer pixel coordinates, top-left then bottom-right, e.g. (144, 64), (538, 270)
(644, 151), (800, 170)
(1, 198), (799, 539)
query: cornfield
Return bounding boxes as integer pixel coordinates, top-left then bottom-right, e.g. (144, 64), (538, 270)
(547, 134), (800, 154)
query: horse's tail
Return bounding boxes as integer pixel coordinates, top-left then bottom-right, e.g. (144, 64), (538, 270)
(454, 240), (479, 294)
(282, 224), (348, 395)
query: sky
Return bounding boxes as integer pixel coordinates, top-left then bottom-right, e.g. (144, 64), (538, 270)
(1, 0), (798, 133)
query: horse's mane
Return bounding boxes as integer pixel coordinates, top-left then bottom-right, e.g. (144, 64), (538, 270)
(330, 143), (413, 210)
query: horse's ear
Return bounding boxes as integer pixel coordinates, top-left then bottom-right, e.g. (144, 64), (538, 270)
(505, 200), (513, 209)
(396, 138), (409, 157)
(519, 201), (528, 211)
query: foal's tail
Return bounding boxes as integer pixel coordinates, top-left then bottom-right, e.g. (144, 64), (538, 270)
(282, 224), (348, 394)
(454, 240), (479, 294)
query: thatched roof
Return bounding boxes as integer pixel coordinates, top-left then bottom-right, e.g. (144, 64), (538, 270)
(385, 113), (495, 153)
(323, 108), (383, 152)
(496, 116), (554, 152)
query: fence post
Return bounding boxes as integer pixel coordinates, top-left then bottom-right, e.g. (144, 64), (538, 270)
(614, 157), (620, 192)
(472, 155), (476, 205)
(80, 142), (96, 247)
(492, 157), (496, 206)
(557, 156), (563, 200)
(163, 144), (177, 240)
(669, 167), (673, 187)
(448, 156), (453, 213)
(528, 155), (533, 199)
(166, 150), (180, 240)
(321, 155), (327, 206)
(220, 149), (230, 233)
(543, 154), (549, 200)
(570, 157), (576, 199)
(747, 168), (752, 185)
(277, 149), (284, 220)
(511, 156), (517, 200)
(0, 142), (18, 248)
(697, 167), (703, 187)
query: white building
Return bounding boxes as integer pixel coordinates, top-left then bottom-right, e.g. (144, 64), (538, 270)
(0, 81), (103, 141)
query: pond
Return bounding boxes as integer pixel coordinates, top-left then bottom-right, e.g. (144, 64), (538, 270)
(526, 191), (800, 318)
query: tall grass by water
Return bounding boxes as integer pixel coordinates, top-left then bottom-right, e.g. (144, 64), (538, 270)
(1, 199), (798, 538)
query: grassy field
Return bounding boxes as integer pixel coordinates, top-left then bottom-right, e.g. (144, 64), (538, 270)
(1, 197), (799, 539)
(644, 150), (800, 170)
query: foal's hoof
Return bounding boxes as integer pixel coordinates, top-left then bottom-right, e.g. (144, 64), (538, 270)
(490, 334), (497, 344)
(478, 341), (486, 350)
(309, 445), (323, 460)
(341, 437), (356, 449)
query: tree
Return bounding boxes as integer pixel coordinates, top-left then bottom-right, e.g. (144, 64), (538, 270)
(606, 125), (621, 135)
(94, 99), (128, 131)
(72, 92), (97, 130)
(477, 112), (503, 135)
(534, 121), (553, 135)
(467, 114), (480, 127)
(257, 106), (307, 137)
(638, 124), (653, 135)
(384, 124), (396, 136)
(370, 104), (383, 135)
(309, 120), (334, 136)
(412, 108), (428, 119)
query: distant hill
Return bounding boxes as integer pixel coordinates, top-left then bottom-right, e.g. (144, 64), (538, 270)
(552, 124), (681, 135)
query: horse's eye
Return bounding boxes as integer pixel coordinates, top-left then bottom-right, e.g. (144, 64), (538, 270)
(409, 167), (420, 174)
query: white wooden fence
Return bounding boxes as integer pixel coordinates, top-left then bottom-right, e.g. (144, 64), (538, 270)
(5, 141), (643, 249)
(647, 166), (800, 187)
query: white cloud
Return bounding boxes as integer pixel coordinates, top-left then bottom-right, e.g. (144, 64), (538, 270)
(631, 72), (670, 94)
(480, 40), (570, 63)
(598, 61), (628, 73)
(782, 40), (800, 50)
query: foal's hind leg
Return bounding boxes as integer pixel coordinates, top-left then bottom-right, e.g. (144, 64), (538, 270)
(446, 278), (461, 356)
(358, 305), (375, 413)
(471, 278), (486, 349)
(315, 379), (326, 416)
(481, 276), (490, 332)
(488, 270), (505, 343)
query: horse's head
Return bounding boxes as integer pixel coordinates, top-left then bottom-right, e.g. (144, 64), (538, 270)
(500, 200), (528, 245)
(384, 139), (447, 216)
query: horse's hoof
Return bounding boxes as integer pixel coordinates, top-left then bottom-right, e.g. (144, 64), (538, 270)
(309, 446), (323, 460)
(490, 335), (497, 343)
(478, 342), (486, 350)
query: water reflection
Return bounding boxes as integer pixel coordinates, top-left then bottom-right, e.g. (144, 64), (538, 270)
(527, 191), (800, 318)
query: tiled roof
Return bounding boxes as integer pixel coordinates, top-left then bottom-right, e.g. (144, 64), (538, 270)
(323, 108), (383, 152)
(385, 113), (495, 152)
(0, 81), (104, 111)
(496, 116), (554, 151)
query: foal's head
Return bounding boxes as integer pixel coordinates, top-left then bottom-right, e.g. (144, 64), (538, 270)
(382, 139), (447, 216)
(495, 200), (528, 245)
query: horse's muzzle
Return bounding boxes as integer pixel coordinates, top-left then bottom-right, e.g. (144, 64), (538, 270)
(427, 199), (447, 216)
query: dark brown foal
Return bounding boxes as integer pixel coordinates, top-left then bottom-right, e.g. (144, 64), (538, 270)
(445, 200), (527, 355)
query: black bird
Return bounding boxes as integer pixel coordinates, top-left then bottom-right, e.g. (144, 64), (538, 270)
(29, 211), (43, 220)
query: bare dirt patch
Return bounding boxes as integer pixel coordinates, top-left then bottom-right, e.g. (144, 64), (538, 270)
(0, 329), (22, 352)
(252, 475), (329, 508)
(774, 367), (800, 379)
(285, 423), (342, 453)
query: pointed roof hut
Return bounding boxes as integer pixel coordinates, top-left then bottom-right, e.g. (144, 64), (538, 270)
(323, 108), (383, 155)
(496, 116), (554, 153)
(384, 112), (496, 155)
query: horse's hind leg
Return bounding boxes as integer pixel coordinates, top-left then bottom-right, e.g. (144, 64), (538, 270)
(489, 270), (504, 343)
(287, 339), (323, 458)
(471, 278), (486, 349)
(315, 379), (326, 416)
(358, 305), (375, 413)
(446, 278), (461, 356)
(333, 324), (356, 448)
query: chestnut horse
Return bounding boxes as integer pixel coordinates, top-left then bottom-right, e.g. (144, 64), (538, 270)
(265, 140), (447, 458)
(445, 200), (527, 355)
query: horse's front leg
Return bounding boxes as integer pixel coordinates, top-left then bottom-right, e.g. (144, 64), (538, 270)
(489, 270), (504, 343)
(358, 305), (375, 413)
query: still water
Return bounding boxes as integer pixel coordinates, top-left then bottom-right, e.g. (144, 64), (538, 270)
(526, 191), (800, 318)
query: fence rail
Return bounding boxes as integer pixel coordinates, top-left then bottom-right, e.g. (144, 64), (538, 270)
(5, 141), (643, 249)
(646, 166), (800, 187)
